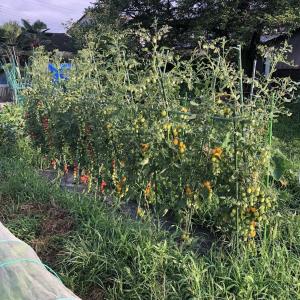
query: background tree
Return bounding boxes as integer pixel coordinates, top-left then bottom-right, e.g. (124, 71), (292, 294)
(68, 1), (186, 49)
(0, 22), (22, 47)
(18, 19), (49, 50)
(177, 0), (300, 71)
(72, 0), (300, 71)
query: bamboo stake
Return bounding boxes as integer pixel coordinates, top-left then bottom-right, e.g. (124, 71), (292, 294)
(235, 45), (244, 246)
(250, 59), (257, 102)
(266, 93), (275, 188)
(238, 45), (244, 112)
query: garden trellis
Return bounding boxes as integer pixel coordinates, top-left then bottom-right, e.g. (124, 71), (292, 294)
(1, 51), (30, 105)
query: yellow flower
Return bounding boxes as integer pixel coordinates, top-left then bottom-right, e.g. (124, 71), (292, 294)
(173, 138), (179, 146)
(250, 224), (255, 231)
(181, 232), (190, 242)
(163, 123), (172, 131)
(223, 107), (231, 115)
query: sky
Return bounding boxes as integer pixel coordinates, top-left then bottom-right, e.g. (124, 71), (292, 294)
(0, 0), (92, 32)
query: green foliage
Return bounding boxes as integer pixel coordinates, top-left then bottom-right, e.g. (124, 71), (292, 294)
(0, 105), (25, 150)
(23, 29), (297, 241)
(0, 19), (49, 52)
(0, 153), (300, 299)
(179, 0), (300, 41)
(71, 0), (300, 53)
(274, 102), (300, 209)
(18, 19), (49, 50)
(8, 216), (41, 242)
(0, 21), (22, 47)
(269, 149), (291, 181)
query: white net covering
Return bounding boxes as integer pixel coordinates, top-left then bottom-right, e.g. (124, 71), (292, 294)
(0, 221), (81, 300)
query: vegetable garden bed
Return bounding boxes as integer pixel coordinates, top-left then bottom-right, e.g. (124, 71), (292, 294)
(0, 28), (300, 300)
(22, 31), (297, 244)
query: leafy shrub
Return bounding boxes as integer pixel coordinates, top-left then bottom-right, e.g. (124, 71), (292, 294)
(0, 104), (24, 149)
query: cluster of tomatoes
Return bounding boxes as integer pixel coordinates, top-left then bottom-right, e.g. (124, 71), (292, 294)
(228, 185), (275, 240)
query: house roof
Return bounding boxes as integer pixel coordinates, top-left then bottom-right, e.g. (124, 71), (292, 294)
(260, 28), (300, 70)
(260, 34), (281, 43)
(42, 33), (75, 53)
(67, 12), (92, 34)
(260, 28), (300, 46)
(75, 13), (91, 25)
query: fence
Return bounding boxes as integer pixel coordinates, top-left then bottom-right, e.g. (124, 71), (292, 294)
(0, 84), (12, 102)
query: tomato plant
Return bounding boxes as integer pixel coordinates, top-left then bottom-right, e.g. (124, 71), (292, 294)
(23, 29), (296, 241)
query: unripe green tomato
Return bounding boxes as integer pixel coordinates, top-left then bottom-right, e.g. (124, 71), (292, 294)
(161, 110), (167, 117)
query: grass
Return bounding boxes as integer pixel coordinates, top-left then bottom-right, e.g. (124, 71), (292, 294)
(274, 102), (300, 161)
(0, 150), (300, 299)
(274, 102), (300, 209)
(0, 98), (298, 299)
(0, 100), (299, 299)
(0, 42), (299, 298)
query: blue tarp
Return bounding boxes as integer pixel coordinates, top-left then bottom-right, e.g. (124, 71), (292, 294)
(48, 63), (71, 82)
(0, 72), (7, 84)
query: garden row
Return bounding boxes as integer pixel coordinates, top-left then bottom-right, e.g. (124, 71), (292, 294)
(23, 29), (297, 241)
(0, 143), (300, 299)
